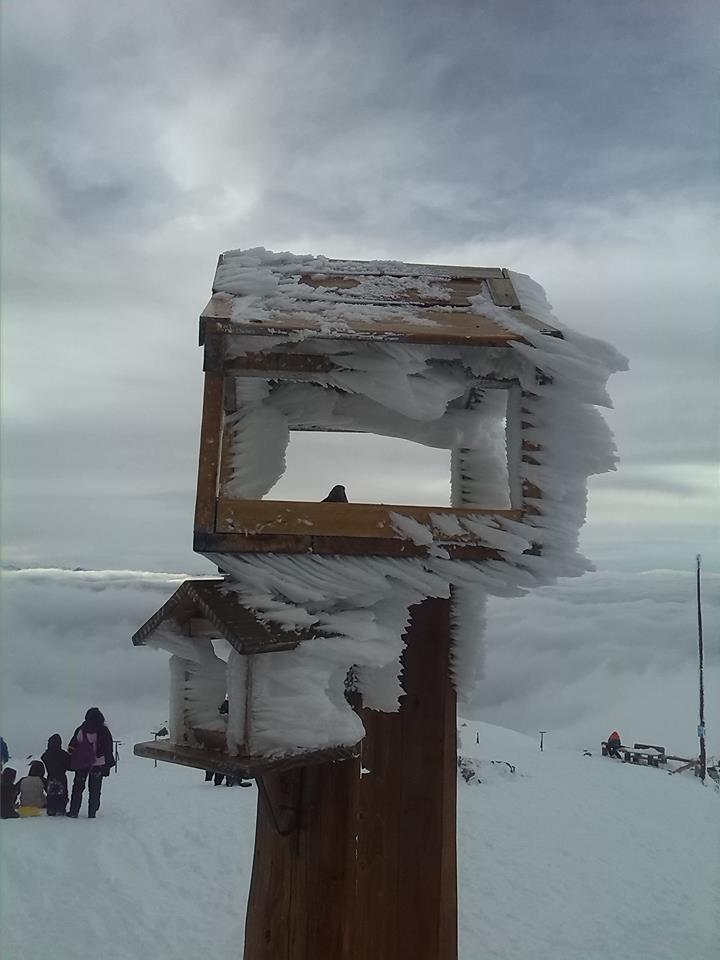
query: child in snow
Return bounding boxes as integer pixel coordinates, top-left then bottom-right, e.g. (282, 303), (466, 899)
(41, 734), (71, 816)
(1, 767), (20, 818)
(17, 760), (47, 816)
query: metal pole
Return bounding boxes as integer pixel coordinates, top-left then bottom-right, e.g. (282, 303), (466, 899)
(696, 555), (706, 782)
(539, 730), (546, 752)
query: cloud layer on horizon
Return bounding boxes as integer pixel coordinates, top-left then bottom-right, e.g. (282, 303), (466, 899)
(1, 566), (717, 762)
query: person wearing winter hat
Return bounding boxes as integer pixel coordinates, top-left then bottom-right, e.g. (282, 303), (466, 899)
(1, 767), (20, 818)
(42, 734), (72, 816)
(17, 760), (47, 816)
(67, 708), (115, 819)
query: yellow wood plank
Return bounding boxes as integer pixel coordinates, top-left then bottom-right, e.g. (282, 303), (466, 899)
(216, 499), (522, 542)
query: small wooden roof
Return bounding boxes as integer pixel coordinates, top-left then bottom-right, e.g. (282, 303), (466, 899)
(200, 253), (560, 347)
(132, 579), (302, 654)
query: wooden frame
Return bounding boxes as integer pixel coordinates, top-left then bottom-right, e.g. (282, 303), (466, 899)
(192, 367), (537, 558)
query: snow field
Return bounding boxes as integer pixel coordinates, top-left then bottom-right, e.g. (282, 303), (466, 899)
(2, 721), (717, 960)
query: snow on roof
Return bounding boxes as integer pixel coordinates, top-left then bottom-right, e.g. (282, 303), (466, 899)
(132, 579), (304, 654)
(201, 247), (562, 346)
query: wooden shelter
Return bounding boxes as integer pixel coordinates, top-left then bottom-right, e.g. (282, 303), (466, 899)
(193, 256), (556, 564)
(134, 252), (567, 960)
(132, 580), (354, 777)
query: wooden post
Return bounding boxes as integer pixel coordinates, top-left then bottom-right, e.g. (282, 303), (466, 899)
(243, 596), (458, 960)
(354, 596), (457, 960)
(243, 761), (360, 960)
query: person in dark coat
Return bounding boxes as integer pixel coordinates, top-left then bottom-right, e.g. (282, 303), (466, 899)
(67, 708), (115, 818)
(1, 767), (19, 818)
(322, 484), (348, 502)
(42, 734), (71, 816)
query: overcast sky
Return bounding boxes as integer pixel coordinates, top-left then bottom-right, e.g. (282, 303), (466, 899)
(1, 0), (718, 574)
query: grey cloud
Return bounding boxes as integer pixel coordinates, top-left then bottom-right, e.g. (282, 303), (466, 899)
(1, 0), (717, 571)
(592, 472), (708, 498)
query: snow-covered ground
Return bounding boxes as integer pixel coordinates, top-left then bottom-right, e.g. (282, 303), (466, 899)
(1, 721), (717, 960)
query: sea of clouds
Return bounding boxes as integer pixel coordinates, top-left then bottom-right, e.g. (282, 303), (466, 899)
(1, 565), (717, 761)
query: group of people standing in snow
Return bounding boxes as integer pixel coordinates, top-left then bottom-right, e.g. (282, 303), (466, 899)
(1, 708), (115, 820)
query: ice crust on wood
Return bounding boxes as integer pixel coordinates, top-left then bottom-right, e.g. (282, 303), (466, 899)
(155, 249), (627, 758)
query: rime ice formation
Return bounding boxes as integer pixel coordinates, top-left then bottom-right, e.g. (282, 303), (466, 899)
(155, 249), (628, 757)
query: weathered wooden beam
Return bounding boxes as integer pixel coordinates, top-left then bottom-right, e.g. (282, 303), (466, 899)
(320, 260), (505, 280)
(225, 352), (335, 376)
(194, 371), (224, 534)
(242, 596), (458, 960)
(520, 389), (543, 518)
(216, 499), (522, 540)
(487, 276), (521, 308)
(194, 530), (502, 561)
(133, 739), (358, 779)
(298, 274), (491, 308)
(353, 597), (458, 959)
(200, 296), (528, 346)
(244, 759), (360, 960)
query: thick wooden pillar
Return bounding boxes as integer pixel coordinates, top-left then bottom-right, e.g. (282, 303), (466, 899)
(243, 759), (360, 960)
(243, 597), (457, 960)
(354, 596), (457, 960)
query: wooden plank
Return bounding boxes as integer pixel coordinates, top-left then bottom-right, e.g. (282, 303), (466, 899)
(487, 276), (521, 308)
(195, 531), (315, 555)
(203, 330), (226, 372)
(520, 390), (543, 517)
(200, 295), (525, 346)
(194, 372), (224, 534)
(214, 257), (505, 287)
(216, 499), (522, 540)
(194, 530), (502, 561)
(133, 738), (358, 778)
(298, 274), (487, 308)
(244, 759), (360, 960)
(323, 260), (505, 280)
(225, 352), (335, 376)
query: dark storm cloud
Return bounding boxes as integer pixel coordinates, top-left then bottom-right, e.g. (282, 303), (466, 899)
(1, 0), (717, 569)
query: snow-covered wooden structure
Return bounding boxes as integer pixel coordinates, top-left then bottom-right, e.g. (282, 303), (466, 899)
(132, 580), (356, 776)
(133, 248), (625, 960)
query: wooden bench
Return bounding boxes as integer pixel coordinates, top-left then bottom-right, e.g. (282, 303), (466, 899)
(601, 742), (667, 767)
(623, 750), (665, 767)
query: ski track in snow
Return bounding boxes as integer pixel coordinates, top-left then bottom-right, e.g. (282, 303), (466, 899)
(1, 721), (717, 960)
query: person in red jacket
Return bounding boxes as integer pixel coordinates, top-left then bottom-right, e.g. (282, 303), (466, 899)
(607, 730), (623, 759)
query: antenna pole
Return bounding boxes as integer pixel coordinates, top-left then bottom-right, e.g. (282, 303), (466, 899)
(696, 555), (706, 782)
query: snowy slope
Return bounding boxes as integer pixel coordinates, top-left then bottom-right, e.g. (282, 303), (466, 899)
(1, 721), (717, 960)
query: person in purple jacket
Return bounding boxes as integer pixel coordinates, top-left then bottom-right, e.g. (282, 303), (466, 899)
(67, 708), (115, 819)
